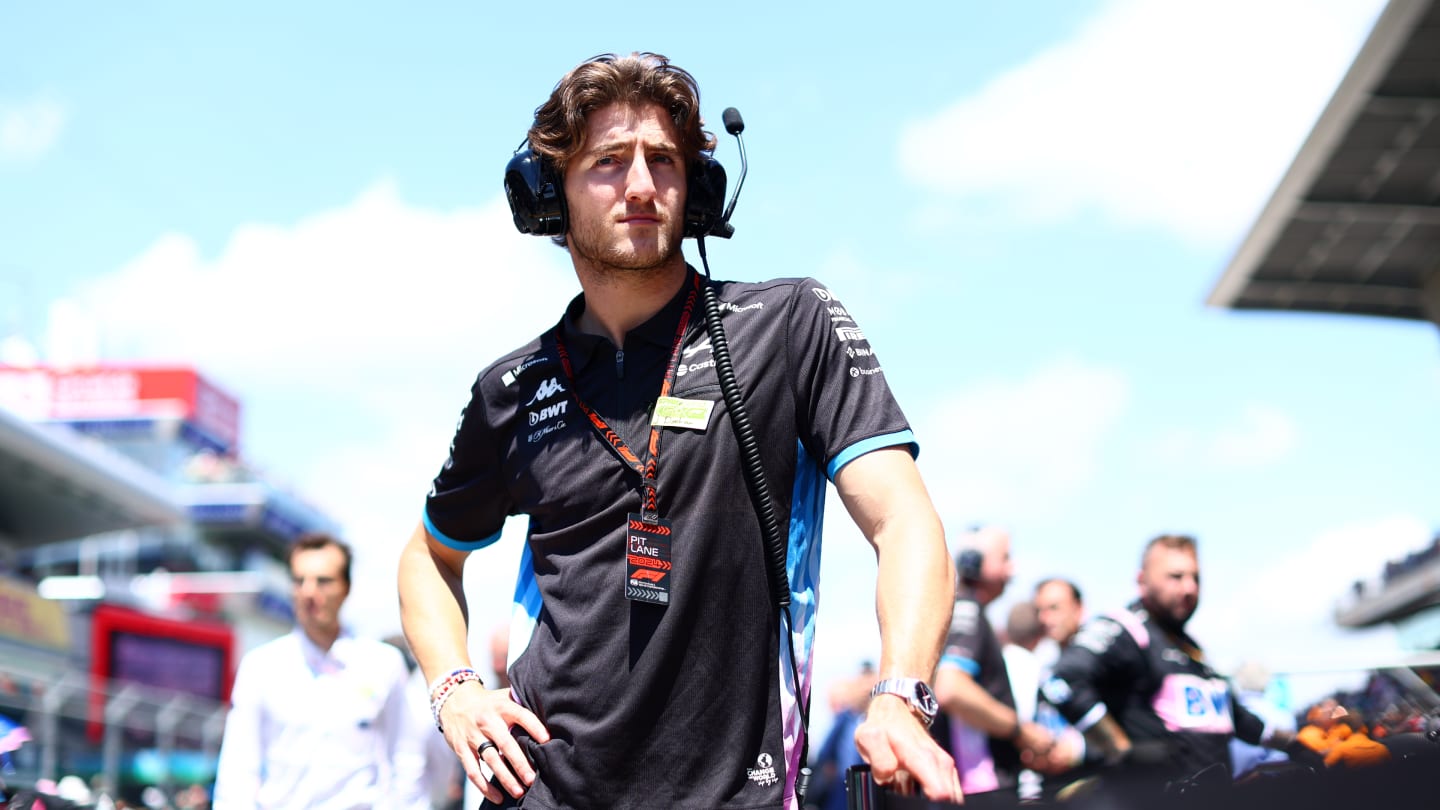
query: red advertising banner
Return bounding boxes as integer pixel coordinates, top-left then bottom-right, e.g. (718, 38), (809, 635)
(87, 602), (236, 741)
(0, 364), (240, 451)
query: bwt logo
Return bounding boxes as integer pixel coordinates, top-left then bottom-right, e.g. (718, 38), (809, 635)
(526, 378), (566, 405)
(528, 401), (567, 426)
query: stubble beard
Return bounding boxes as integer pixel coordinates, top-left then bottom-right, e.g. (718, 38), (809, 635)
(568, 212), (683, 282)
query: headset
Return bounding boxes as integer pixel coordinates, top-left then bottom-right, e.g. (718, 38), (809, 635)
(503, 145), (730, 240)
(958, 549), (984, 585)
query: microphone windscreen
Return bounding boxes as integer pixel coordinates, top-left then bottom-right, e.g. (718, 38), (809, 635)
(722, 107), (745, 135)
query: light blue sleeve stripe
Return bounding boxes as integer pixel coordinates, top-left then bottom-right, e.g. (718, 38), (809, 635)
(423, 509), (502, 551)
(939, 655), (981, 678)
(826, 429), (918, 480)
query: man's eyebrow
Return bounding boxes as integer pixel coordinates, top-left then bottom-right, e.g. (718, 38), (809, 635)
(584, 137), (681, 156)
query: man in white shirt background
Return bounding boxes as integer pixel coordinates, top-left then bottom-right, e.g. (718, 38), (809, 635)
(214, 533), (418, 809)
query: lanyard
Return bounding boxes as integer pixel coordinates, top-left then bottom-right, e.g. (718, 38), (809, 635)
(551, 273), (700, 522)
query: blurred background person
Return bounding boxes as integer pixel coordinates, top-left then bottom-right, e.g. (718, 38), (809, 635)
(1034, 577), (1085, 651)
(489, 621), (511, 689)
(804, 661), (876, 810)
(1039, 534), (1291, 789)
(1001, 602), (1045, 801)
(214, 533), (416, 809)
(1030, 578), (1089, 798)
(386, 635), (464, 810)
(933, 526), (1053, 802)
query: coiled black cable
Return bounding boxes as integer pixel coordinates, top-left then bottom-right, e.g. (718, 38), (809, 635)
(695, 235), (812, 803)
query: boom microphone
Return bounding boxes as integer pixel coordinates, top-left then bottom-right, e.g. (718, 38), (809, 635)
(722, 107), (745, 135)
(718, 107), (748, 232)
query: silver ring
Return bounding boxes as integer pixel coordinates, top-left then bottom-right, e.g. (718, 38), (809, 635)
(476, 740), (497, 757)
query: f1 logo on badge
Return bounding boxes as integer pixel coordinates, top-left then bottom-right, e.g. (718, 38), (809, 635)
(631, 570), (666, 583)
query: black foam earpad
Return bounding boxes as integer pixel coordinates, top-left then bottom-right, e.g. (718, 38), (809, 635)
(683, 157), (727, 239)
(503, 149), (566, 236)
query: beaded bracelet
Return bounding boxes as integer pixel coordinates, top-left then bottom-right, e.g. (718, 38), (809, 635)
(429, 667), (483, 732)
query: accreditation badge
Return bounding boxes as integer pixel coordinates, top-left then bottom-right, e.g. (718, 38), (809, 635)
(625, 513), (674, 606)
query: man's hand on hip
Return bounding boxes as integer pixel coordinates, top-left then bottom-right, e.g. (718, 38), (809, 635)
(440, 684), (550, 804)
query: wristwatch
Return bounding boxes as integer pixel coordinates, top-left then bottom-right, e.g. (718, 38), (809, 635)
(870, 677), (939, 728)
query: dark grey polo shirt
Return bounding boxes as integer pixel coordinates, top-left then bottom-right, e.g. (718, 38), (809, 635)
(424, 269), (916, 809)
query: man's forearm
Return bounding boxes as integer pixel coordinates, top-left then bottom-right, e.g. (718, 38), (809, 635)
(874, 508), (953, 680)
(935, 668), (1017, 739)
(398, 521), (476, 686)
(1082, 714), (1131, 764)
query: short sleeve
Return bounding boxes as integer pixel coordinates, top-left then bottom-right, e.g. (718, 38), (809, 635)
(423, 376), (515, 550)
(786, 278), (916, 479)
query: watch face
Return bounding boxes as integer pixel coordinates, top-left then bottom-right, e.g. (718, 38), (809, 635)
(912, 681), (939, 717)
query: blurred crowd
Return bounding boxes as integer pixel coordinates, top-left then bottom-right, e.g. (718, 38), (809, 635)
(806, 527), (1440, 809)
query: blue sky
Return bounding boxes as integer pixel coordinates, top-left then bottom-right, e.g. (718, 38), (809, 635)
(5, 0), (1437, 730)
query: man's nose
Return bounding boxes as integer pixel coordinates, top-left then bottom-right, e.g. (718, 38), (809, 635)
(625, 155), (656, 201)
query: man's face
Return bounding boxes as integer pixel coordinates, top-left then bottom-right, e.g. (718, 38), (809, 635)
(1034, 581), (1083, 646)
(291, 545), (350, 640)
(563, 101), (687, 274)
(974, 529), (1014, 604)
(1138, 545), (1200, 627)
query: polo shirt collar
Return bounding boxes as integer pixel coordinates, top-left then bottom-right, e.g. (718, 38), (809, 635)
(557, 266), (702, 373)
(295, 626), (355, 675)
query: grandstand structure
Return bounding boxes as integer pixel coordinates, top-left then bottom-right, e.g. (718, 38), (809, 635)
(1207, 0), (1440, 646)
(0, 362), (338, 796)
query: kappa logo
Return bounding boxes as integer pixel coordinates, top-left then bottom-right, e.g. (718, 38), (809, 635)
(834, 326), (866, 342)
(747, 752), (778, 787)
(812, 287), (834, 302)
(528, 401), (567, 426)
(525, 377), (566, 405)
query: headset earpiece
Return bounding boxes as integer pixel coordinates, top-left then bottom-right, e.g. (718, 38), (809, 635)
(503, 148), (567, 236)
(503, 144), (728, 240)
(683, 157), (727, 239)
(958, 549), (983, 585)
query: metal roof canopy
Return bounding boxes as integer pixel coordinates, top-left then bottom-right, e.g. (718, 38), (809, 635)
(1208, 0), (1440, 324)
(0, 407), (182, 547)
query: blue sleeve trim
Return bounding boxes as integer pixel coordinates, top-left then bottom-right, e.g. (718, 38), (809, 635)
(827, 430), (918, 480)
(939, 654), (981, 678)
(423, 509), (502, 552)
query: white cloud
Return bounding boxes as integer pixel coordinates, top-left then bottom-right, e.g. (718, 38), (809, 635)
(912, 359), (1131, 527)
(72, 179), (575, 636)
(898, 0), (1386, 245)
(1194, 515), (1431, 696)
(0, 98), (67, 162)
(1147, 403), (1299, 469)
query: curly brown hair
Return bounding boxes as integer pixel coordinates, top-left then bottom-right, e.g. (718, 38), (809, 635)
(527, 52), (717, 175)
